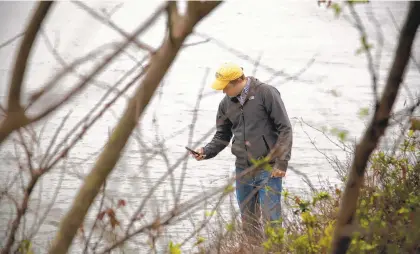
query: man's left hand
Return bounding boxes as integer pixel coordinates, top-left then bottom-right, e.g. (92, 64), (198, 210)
(271, 168), (286, 178)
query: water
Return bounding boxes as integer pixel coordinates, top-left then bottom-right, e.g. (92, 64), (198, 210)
(0, 1), (419, 253)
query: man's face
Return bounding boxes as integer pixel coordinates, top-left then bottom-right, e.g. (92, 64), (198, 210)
(223, 80), (243, 97)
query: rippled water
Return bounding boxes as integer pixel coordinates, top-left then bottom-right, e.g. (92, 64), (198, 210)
(1, 1), (419, 253)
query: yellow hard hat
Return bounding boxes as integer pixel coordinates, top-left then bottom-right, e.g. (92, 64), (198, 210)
(211, 62), (243, 90)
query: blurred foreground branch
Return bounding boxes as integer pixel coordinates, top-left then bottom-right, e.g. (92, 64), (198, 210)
(7, 1), (53, 114)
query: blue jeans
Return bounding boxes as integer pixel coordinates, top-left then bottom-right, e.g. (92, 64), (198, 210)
(235, 167), (283, 233)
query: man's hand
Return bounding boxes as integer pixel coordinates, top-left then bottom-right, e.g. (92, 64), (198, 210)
(190, 147), (206, 161)
(271, 168), (286, 178)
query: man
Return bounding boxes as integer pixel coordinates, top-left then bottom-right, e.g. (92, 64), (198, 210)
(191, 62), (293, 239)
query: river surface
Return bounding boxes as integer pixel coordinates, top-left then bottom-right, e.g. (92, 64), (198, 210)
(0, 1), (419, 253)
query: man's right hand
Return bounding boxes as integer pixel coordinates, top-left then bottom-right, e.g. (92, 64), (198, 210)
(190, 147), (205, 161)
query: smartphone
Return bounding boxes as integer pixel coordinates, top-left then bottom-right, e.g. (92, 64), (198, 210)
(185, 146), (200, 156)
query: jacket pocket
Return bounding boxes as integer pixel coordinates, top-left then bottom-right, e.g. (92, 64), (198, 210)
(248, 135), (270, 161)
(231, 139), (247, 162)
(231, 138), (239, 157)
(262, 135), (275, 163)
(262, 135), (271, 152)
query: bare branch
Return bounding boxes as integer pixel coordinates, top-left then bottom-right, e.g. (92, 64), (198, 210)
(47, 2), (223, 253)
(348, 3), (379, 109)
(194, 31), (315, 83)
(387, 7), (420, 73)
(43, 62), (149, 173)
(252, 51), (263, 77)
(39, 110), (73, 168)
(103, 2), (124, 18)
(0, 32), (25, 51)
(166, 1), (180, 44)
(29, 34), (142, 123)
(42, 56), (147, 170)
(26, 43), (113, 107)
(175, 68), (208, 205)
(266, 56), (316, 85)
(39, 28), (129, 98)
(7, 1), (54, 113)
(72, 1), (155, 53)
(28, 159), (65, 241)
(0, 0), (157, 146)
(0, 43), (111, 145)
(1, 174), (40, 254)
(182, 38), (210, 48)
(366, 3), (384, 85)
(100, 189), (228, 253)
(16, 129), (34, 175)
(101, 130), (291, 253)
(330, 2), (420, 253)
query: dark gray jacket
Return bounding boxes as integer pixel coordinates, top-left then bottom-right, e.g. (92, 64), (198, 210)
(203, 76), (293, 171)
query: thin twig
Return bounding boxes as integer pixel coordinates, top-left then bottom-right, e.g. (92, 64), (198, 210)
(26, 42), (114, 108)
(1, 174), (40, 254)
(366, 3), (384, 86)
(387, 7), (420, 73)
(39, 28), (129, 98)
(175, 67), (208, 205)
(39, 110), (73, 168)
(0, 32), (25, 51)
(28, 162), (66, 242)
(348, 3), (379, 109)
(44, 63), (149, 173)
(195, 31), (316, 84)
(72, 1), (155, 53)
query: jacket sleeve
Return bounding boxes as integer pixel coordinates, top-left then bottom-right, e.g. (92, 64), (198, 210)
(203, 100), (233, 159)
(263, 85), (293, 172)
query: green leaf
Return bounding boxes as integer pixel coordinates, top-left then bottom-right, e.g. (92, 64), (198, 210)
(18, 240), (34, 254)
(356, 35), (373, 55)
(194, 236), (206, 246)
(338, 131), (348, 142)
(262, 239), (273, 250)
(355, 47), (364, 55)
(169, 241), (182, 254)
(329, 89), (340, 97)
(330, 128), (348, 142)
(408, 129), (414, 137)
(347, 0), (369, 5)
(397, 207), (409, 214)
(282, 189), (289, 198)
(226, 223), (235, 231)
(205, 210), (216, 217)
(312, 191), (331, 205)
(358, 107), (369, 118)
(223, 184), (235, 194)
(331, 3), (342, 17)
(250, 156), (272, 171)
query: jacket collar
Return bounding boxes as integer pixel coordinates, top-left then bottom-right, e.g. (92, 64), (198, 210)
(229, 76), (262, 103)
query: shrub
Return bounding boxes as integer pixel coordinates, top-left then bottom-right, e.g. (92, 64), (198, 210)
(258, 130), (420, 254)
(209, 130), (419, 254)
